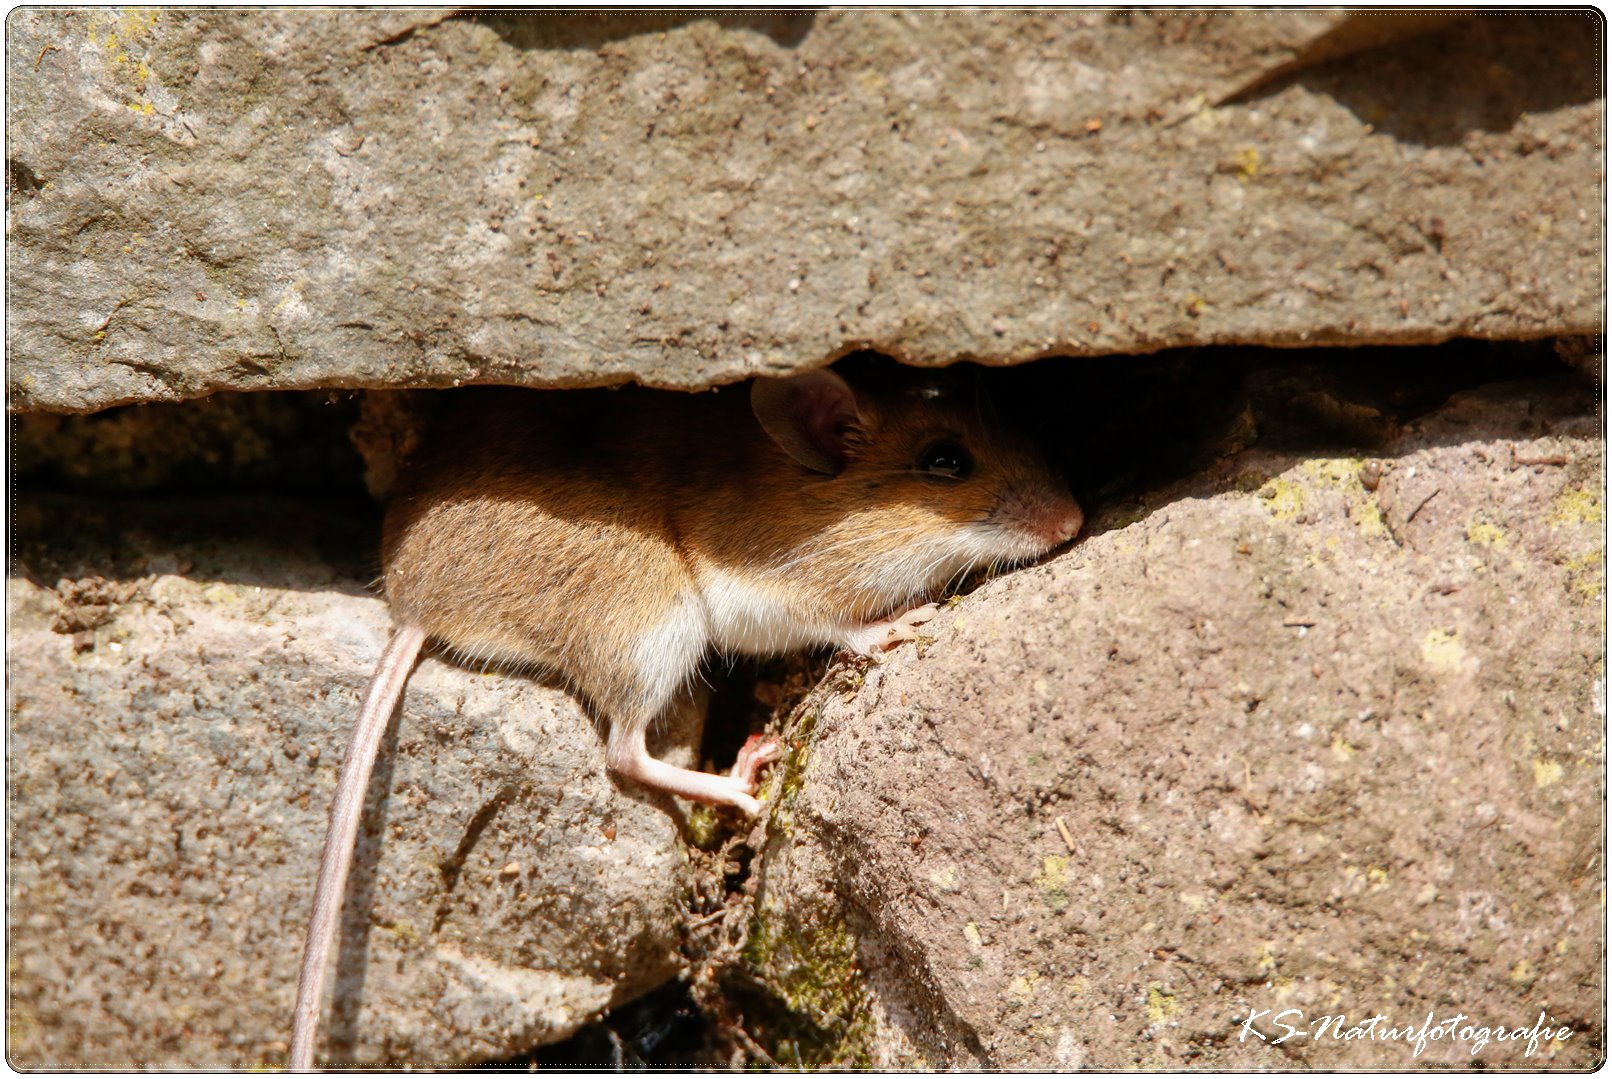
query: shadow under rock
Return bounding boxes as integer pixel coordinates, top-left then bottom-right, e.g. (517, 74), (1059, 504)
(11, 339), (1592, 596)
(10, 493), (382, 596)
(988, 338), (1594, 544)
(325, 707), (403, 1065)
(1249, 14), (1600, 147)
(472, 10), (815, 52)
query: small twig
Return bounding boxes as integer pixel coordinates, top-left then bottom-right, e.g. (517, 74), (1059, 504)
(93, 296), (133, 336)
(1405, 487), (1442, 527)
(1511, 445), (1569, 470)
(1054, 815), (1076, 854)
(34, 44), (59, 70)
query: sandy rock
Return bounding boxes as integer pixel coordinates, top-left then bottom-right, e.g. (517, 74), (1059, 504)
(748, 375), (1604, 1068)
(6, 498), (693, 1068)
(8, 10), (1601, 412)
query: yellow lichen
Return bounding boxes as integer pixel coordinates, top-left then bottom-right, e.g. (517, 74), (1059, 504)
(1549, 487), (1604, 528)
(1233, 146), (1262, 182)
(1034, 855), (1070, 912)
(1420, 629), (1465, 674)
(1564, 549), (1605, 602)
(118, 7), (160, 39)
(90, 7), (160, 92)
(1301, 457), (1364, 486)
(1258, 477), (1305, 521)
(378, 919), (419, 945)
(1533, 759), (1564, 788)
(1352, 499), (1388, 538)
(1146, 985), (1181, 1022)
(1465, 517), (1508, 548)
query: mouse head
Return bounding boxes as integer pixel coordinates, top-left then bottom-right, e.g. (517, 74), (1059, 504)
(751, 366), (1083, 599)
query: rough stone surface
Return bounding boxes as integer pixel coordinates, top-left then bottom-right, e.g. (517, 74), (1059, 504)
(747, 375), (1604, 1069)
(6, 498), (696, 1068)
(7, 10), (1602, 412)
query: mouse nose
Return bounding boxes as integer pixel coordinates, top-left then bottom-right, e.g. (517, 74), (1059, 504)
(1047, 501), (1083, 544)
(1026, 493), (1082, 547)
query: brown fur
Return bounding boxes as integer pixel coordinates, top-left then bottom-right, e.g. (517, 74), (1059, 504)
(383, 376), (1080, 726)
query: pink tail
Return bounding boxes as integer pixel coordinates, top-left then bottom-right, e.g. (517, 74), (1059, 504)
(289, 623), (427, 1071)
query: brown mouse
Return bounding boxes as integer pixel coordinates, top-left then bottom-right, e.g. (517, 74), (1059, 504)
(289, 364), (1083, 1068)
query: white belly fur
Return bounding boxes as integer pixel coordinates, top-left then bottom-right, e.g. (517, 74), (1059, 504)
(698, 569), (842, 656)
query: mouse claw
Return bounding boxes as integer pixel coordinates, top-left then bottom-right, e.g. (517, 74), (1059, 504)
(731, 733), (784, 793)
(843, 601), (941, 657)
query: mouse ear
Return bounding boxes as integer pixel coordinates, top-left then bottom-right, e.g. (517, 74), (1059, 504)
(751, 369), (863, 474)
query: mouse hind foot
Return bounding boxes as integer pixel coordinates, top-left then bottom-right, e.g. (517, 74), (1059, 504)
(731, 732), (784, 791)
(606, 725), (780, 817)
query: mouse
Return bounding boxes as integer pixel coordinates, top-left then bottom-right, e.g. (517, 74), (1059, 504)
(288, 363), (1083, 1069)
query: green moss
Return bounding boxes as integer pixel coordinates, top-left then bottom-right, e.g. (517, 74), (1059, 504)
(741, 902), (877, 1069)
(684, 804), (722, 850)
(770, 704), (820, 819)
(731, 687), (886, 1066)
(1232, 469), (1270, 493)
(1215, 407), (1260, 459)
(1103, 499), (1149, 531)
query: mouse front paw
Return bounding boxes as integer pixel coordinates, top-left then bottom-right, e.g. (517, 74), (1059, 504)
(842, 602), (941, 657)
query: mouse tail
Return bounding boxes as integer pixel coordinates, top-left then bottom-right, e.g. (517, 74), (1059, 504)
(289, 622), (427, 1071)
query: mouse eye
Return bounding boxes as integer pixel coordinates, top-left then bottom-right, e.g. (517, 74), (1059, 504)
(918, 440), (973, 480)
